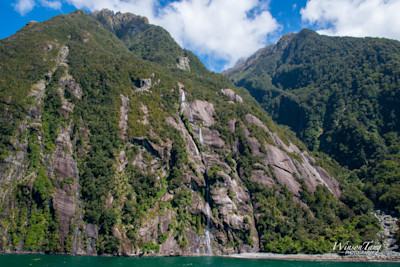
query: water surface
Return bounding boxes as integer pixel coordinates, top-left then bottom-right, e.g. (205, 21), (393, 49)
(1, 254), (399, 267)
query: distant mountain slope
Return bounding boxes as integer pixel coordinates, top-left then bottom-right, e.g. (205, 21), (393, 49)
(90, 9), (209, 75)
(0, 12), (378, 256)
(225, 29), (400, 216)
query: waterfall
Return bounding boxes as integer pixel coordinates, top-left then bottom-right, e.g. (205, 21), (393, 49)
(181, 90), (186, 103)
(72, 171), (81, 254)
(178, 87), (211, 254)
(204, 184), (213, 255)
(180, 89), (186, 113)
(72, 226), (80, 254)
(73, 157), (84, 255)
(199, 127), (204, 146)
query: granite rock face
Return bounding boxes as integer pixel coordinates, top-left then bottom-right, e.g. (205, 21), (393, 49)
(0, 10), (347, 258)
(183, 100), (216, 127)
(177, 55), (191, 71)
(244, 113), (341, 198)
(221, 88), (243, 104)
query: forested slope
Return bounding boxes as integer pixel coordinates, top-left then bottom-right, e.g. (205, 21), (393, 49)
(225, 29), (400, 217)
(0, 12), (380, 255)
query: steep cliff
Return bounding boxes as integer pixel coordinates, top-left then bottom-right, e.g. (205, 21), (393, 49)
(0, 10), (378, 255)
(224, 29), (400, 218)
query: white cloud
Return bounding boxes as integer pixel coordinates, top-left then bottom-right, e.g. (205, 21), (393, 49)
(14, 0), (63, 15)
(12, 0), (279, 70)
(13, 0), (35, 16)
(61, 0), (279, 71)
(301, 0), (400, 41)
(154, 0), (279, 70)
(40, 0), (62, 10)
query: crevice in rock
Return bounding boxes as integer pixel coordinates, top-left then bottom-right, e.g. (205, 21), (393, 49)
(131, 138), (161, 159)
(272, 163), (292, 174)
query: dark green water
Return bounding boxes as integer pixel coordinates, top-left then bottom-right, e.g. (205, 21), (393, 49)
(1, 254), (399, 267)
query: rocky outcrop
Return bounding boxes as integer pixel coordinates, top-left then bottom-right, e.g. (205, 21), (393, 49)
(192, 125), (225, 149)
(0, 10), (355, 258)
(29, 80), (46, 104)
(244, 112), (341, 197)
(134, 78), (152, 92)
(243, 126), (263, 157)
(58, 46), (69, 67)
(90, 9), (149, 31)
(138, 103), (149, 125)
(50, 122), (82, 249)
(208, 170), (259, 254)
(251, 170), (275, 188)
(85, 224), (99, 255)
(375, 210), (399, 251)
(300, 152), (341, 198)
(54, 189), (76, 239)
(183, 100), (215, 127)
(119, 94), (129, 140)
(221, 88), (243, 104)
(0, 135), (29, 199)
(177, 55), (190, 71)
(59, 74), (83, 100)
(264, 144), (301, 195)
(166, 116), (201, 158)
(52, 125), (78, 180)
(0, 75), (51, 201)
(246, 113), (273, 136)
(61, 101), (75, 118)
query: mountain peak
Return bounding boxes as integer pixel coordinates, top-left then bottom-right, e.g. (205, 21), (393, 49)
(225, 26), (400, 225)
(90, 9), (149, 31)
(0, 10), (384, 257)
(275, 32), (296, 50)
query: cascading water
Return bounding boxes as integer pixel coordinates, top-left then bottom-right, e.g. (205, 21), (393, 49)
(180, 89), (186, 113)
(204, 184), (213, 255)
(199, 127), (204, 146)
(178, 88), (211, 254)
(72, 169), (82, 254)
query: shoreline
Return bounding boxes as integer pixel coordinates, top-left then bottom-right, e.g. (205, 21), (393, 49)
(225, 252), (400, 263)
(1, 250), (400, 262)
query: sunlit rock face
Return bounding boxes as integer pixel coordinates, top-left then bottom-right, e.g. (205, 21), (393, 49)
(0, 10), (355, 257)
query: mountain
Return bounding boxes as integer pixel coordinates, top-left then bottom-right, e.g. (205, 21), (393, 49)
(224, 29), (400, 216)
(0, 11), (379, 256)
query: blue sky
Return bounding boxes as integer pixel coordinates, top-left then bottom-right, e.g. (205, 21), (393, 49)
(2, 0), (400, 72)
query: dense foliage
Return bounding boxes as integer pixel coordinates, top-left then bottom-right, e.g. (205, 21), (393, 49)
(0, 12), (382, 255)
(226, 29), (400, 216)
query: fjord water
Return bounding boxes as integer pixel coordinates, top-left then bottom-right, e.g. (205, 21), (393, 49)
(1, 255), (399, 267)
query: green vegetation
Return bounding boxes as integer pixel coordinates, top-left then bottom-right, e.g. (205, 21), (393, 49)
(226, 29), (400, 216)
(24, 205), (47, 251)
(233, 118), (379, 253)
(96, 235), (120, 255)
(32, 167), (53, 205)
(142, 242), (160, 253)
(0, 11), (385, 256)
(27, 130), (40, 171)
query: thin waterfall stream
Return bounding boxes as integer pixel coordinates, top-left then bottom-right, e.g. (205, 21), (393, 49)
(199, 126), (204, 146)
(179, 88), (212, 255)
(204, 183), (213, 255)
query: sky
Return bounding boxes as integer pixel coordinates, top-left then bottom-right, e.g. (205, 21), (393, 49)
(1, 0), (400, 72)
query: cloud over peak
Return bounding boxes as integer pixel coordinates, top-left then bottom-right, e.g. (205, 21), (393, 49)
(16, 0), (400, 71)
(301, 0), (400, 41)
(12, 0), (280, 71)
(154, 0), (279, 70)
